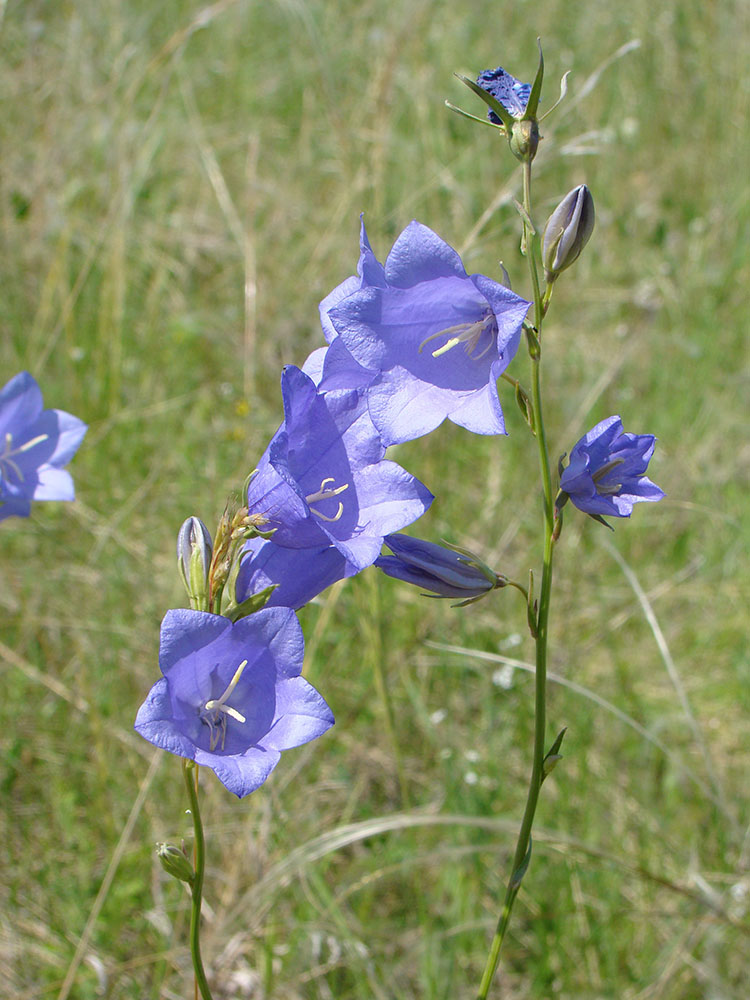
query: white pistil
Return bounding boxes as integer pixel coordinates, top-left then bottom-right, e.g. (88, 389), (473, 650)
(1, 431), (49, 483)
(203, 659), (248, 751)
(418, 314), (496, 360)
(305, 477), (349, 523)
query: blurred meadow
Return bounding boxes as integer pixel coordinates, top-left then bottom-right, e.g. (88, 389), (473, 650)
(2, 0), (749, 997)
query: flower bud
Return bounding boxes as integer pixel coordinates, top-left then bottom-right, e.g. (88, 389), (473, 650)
(542, 184), (595, 283)
(375, 534), (503, 606)
(157, 843), (194, 884)
(177, 516), (213, 609)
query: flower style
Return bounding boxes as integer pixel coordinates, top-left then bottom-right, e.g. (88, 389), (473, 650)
(321, 220), (531, 445)
(134, 608), (334, 797)
(375, 533), (501, 603)
(476, 67), (531, 123)
(558, 416), (665, 518)
(245, 364), (433, 575)
(0, 371), (87, 522)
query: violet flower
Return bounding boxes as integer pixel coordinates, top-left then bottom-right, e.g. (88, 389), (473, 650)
(322, 220), (530, 445)
(245, 364), (433, 574)
(236, 537), (350, 611)
(558, 416), (665, 519)
(375, 533), (501, 603)
(476, 67), (531, 123)
(0, 371), (87, 522)
(134, 608), (334, 798)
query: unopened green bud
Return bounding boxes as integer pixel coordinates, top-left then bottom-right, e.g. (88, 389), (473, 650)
(177, 516), (213, 608)
(542, 184), (595, 282)
(157, 842), (194, 883)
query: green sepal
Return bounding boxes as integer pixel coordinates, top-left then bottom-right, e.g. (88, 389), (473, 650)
(524, 39), (544, 121)
(510, 837), (532, 890)
(587, 511), (614, 531)
(223, 584), (279, 622)
(444, 100), (505, 131)
(455, 73), (513, 130)
(542, 727), (567, 782)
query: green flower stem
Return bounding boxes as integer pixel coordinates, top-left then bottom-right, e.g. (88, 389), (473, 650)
(182, 759), (214, 1000)
(476, 158), (557, 1000)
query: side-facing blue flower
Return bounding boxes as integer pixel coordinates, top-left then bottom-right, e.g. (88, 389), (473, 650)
(0, 371), (87, 522)
(558, 416), (665, 519)
(245, 364), (433, 574)
(134, 608), (334, 798)
(322, 221), (531, 445)
(375, 533), (501, 603)
(476, 67), (531, 123)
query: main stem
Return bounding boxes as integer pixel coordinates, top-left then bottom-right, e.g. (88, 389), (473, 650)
(476, 159), (556, 1000)
(182, 759), (214, 1000)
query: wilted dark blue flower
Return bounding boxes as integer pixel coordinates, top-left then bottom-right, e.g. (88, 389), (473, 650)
(558, 416), (665, 518)
(476, 67), (531, 123)
(0, 371), (87, 522)
(322, 220), (530, 445)
(245, 365), (433, 574)
(375, 533), (501, 603)
(134, 608), (334, 798)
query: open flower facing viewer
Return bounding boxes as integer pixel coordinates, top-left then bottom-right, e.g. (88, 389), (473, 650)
(0, 371), (87, 522)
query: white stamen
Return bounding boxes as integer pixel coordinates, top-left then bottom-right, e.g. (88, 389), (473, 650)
(202, 659), (249, 750)
(418, 313), (497, 360)
(1, 431), (50, 484)
(305, 477), (349, 523)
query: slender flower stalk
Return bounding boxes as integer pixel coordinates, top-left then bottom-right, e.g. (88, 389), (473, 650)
(477, 157), (558, 1000)
(182, 759), (214, 1000)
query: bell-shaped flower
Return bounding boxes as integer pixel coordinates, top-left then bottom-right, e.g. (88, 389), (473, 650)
(245, 365), (433, 574)
(375, 533), (502, 604)
(134, 607), (334, 798)
(558, 416), (665, 519)
(0, 371), (87, 522)
(236, 537), (350, 611)
(322, 220), (530, 445)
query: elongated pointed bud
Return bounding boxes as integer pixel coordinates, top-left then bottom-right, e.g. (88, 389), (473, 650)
(177, 516), (213, 610)
(542, 185), (595, 283)
(157, 843), (195, 884)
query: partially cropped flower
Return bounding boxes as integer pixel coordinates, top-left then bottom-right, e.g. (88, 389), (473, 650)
(236, 537), (350, 611)
(134, 608), (334, 798)
(476, 66), (531, 122)
(245, 365), (433, 573)
(542, 185), (595, 282)
(375, 534), (501, 603)
(322, 220), (530, 445)
(558, 416), (665, 519)
(0, 371), (87, 522)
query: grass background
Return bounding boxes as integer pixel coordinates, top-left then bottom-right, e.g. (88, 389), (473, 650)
(1, 0), (749, 997)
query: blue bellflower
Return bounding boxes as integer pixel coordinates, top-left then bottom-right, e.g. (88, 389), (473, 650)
(244, 364), (433, 574)
(321, 220), (530, 445)
(236, 537), (349, 611)
(375, 533), (500, 602)
(0, 371), (87, 522)
(558, 415), (665, 518)
(135, 608), (334, 797)
(476, 67), (531, 123)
